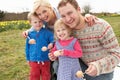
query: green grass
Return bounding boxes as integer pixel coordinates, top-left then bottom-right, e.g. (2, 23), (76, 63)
(0, 30), (29, 80)
(0, 16), (120, 80)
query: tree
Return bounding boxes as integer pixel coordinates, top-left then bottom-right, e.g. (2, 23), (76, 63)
(0, 10), (5, 21)
(82, 5), (91, 16)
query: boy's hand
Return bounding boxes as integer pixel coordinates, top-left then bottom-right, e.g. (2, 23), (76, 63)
(48, 43), (53, 49)
(22, 31), (28, 38)
(48, 53), (57, 61)
(27, 61), (29, 65)
(85, 64), (97, 76)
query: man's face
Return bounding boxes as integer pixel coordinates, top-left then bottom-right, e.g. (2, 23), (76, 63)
(58, 3), (80, 29)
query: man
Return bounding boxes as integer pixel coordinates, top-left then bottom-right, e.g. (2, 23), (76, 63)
(49, 0), (120, 80)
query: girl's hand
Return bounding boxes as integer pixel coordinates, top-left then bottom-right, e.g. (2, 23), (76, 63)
(22, 30), (28, 38)
(84, 14), (98, 26)
(85, 64), (97, 76)
(54, 50), (63, 57)
(48, 53), (57, 61)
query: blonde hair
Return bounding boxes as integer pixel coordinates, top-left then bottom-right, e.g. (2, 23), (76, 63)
(54, 18), (72, 40)
(27, 12), (38, 22)
(33, 0), (52, 13)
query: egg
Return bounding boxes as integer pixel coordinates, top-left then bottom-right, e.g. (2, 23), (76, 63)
(29, 39), (36, 44)
(54, 51), (61, 57)
(41, 46), (48, 51)
(76, 71), (84, 78)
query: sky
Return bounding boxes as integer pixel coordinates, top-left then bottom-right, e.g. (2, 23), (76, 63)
(0, 0), (120, 13)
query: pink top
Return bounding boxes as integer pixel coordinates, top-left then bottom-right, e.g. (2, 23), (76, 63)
(51, 37), (82, 58)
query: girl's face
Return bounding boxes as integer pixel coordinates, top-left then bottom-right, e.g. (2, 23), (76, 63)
(55, 25), (70, 40)
(30, 16), (43, 31)
(35, 6), (53, 22)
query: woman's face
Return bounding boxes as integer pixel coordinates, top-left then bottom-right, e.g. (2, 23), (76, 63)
(35, 6), (52, 22)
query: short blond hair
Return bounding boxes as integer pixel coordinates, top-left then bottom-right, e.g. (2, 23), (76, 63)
(54, 18), (72, 40)
(27, 12), (38, 22)
(33, 0), (52, 13)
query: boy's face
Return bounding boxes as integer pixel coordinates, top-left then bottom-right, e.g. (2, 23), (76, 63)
(30, 16), (43, 31)
(58, 3), (81, 29)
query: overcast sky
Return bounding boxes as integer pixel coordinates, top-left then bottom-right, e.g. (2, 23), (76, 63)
(0, 0), (120, 13)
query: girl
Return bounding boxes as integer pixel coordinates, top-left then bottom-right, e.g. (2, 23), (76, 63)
(51, 18), (83, 80)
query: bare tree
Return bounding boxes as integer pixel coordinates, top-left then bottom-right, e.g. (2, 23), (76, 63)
(82, 5), (91, 15)
(0, 10), (5, 21)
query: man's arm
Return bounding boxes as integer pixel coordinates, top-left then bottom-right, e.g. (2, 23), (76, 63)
(89, 21), (120, 76)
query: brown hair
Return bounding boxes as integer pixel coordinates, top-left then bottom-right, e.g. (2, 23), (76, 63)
(54, 18), (72, 40)
(57, 0), (79, 10)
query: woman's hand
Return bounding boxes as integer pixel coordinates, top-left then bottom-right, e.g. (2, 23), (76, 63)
(22, 30), (28, 38)
(85, 64), (97, 76)
(84, 14), (98, 26)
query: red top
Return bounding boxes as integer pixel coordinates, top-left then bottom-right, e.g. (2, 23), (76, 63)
(51, 37), (82, 58)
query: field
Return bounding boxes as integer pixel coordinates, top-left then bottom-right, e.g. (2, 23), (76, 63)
(0, 16), (120, 80)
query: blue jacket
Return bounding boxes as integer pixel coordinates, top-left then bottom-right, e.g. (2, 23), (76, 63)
(25, 27), (54, 62)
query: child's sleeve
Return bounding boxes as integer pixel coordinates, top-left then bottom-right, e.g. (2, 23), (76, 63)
(63, 40), (82, 58)
(51, 44), (57, 54)
(25, 38), (30, 61)
(48, 31), (54, 43)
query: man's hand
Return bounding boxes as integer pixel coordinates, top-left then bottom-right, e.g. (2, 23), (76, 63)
(48, 53), (57, 61)
(85, 64), (97, 76)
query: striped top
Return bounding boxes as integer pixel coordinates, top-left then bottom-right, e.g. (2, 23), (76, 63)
(72, 18), (120, 75)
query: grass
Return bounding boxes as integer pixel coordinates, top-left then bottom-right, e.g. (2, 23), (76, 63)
(0, 16), (120, 80)
(0, 30), (29, 80)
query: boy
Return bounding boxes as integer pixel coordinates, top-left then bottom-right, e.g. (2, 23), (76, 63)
(25, 12), (53, 80)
